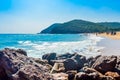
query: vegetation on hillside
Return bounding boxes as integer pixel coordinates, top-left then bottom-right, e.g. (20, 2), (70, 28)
(40, 20), (120, 34)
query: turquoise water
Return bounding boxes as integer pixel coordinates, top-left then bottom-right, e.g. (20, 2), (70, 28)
(0, 34), (103, 58)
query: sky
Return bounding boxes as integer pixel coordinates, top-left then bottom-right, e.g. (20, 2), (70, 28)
(0, 0), (120, 33)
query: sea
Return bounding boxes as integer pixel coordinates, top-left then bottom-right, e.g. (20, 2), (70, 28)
(0, 34), (104, 58)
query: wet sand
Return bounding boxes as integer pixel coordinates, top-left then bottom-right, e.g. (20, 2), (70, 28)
(98, 37), (120, 56)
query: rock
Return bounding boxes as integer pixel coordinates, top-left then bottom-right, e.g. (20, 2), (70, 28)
(66, 70), (77, 80)
(81, 67), (103, 77)
(87, 55), (101, 67)
(0, 49), (19, 80)
(16, 49), (27, 56)
(71, 54), (86, 69)
(100, 76), (115, 80)
(13, 64), (53, 80)
(115, 56), (120, 74)
(92, 56), (117, 74)
(52, 73), (68, 80)
(50, 60), (65, 66)
(105, 71), (120, 80)
(50, 63), (65, 73)
(57, 53), (74, 60)
(63, 59), (77, 71)
(42, 53), (57, 64)
(0, 48), (53, 80)
(75, 72), (100, 80)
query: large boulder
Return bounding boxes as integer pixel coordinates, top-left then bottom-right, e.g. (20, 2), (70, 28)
(13, 64), (53, 80)
(92, 56), (117, 74)
(71, 54), (86, 70)
(42, 53), (57, 64)
(0, 48), (53, 80)
(63, 59), (78, 71)
(86, 55), (101, 67)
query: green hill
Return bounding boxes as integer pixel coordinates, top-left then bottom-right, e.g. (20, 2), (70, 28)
(98, 22), (120, 31)
(40, 20), (120, 34)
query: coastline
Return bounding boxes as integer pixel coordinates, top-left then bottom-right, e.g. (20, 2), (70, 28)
(97, 32), (120, 56)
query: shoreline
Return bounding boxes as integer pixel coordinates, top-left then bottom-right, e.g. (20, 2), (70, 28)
(96, 32), (120, 56)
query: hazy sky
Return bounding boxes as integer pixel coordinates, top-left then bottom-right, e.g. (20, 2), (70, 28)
(0, 0), (120, 33)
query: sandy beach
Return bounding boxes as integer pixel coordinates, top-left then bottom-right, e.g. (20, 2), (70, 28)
(97, 32), (120, 55)
(97, 32), (120, 40)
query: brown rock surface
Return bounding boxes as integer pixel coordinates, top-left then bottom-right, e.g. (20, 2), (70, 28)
(92, 56), (117, 73)
(66, 70), (77, 80)
(52, 73), (68, 80)
(0, 48), (53, 80)
(105, 71), (120, 80)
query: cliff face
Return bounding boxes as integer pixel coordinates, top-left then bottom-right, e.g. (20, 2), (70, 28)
(40, 19), (120, 34)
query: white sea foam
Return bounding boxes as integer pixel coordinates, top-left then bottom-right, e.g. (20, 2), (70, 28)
(18, 34), (104, 58)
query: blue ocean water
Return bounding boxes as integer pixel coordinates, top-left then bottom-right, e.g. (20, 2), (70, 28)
(0, 34), (103, 58)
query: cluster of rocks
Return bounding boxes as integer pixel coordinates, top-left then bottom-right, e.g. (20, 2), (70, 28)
(42, 53), (120, 80)
(0, 48), (53, 80)
(0, 48), (120, 80)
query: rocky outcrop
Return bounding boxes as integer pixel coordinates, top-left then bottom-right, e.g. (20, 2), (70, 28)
(1, 48), (120, 80)
(0, 48), (53, 80)
(43, 53), (86, 71)
(92, 56), (117, 74)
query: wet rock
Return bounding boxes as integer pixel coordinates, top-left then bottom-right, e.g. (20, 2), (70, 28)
(92, 56), (117, 74)
(42, 53), (57, 64)
(63, 59), (77, 71)
(71, 54), (86, 69)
